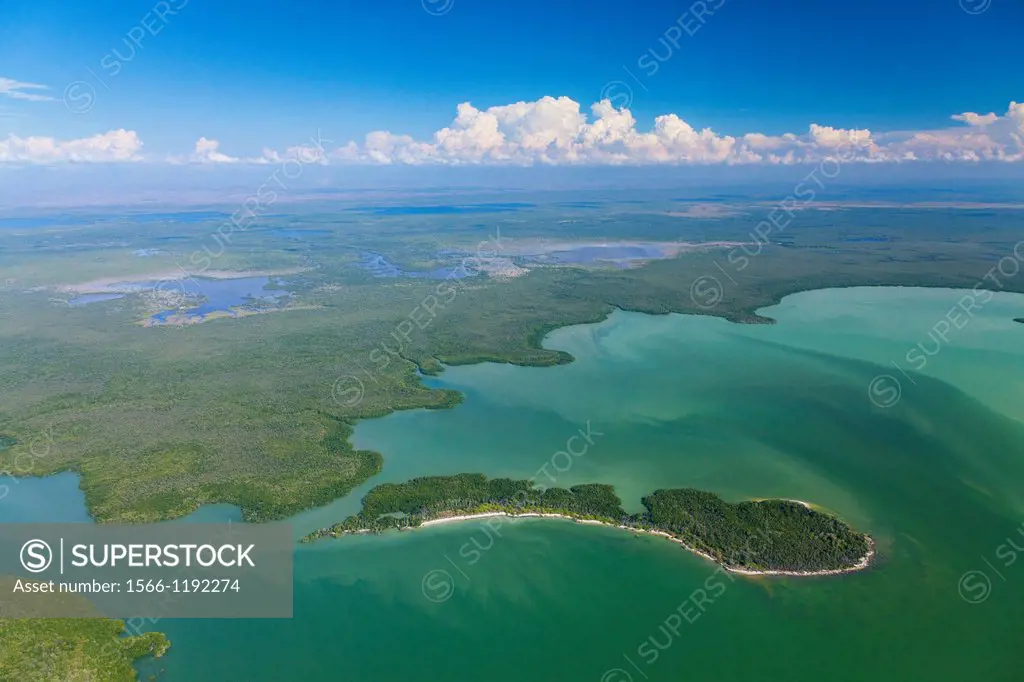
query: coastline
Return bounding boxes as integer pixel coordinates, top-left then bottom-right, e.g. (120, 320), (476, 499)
(17, 285), (1022, 525)
(334, 510), (874, 578)
(752, 498), (814, 510)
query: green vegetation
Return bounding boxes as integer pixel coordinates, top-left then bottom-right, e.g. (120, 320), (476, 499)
(2, 200), (1023, 522)
(304, 474), (625, 534)
(303, 473), (871, 573)
(1014, 317), (1023, 324)
(0, 578), (169, 680)
(0, 619), (168, 681)
(0, 414), (382, 523)
(0, 199), (1003, 672)
(642, 489), (870, 572)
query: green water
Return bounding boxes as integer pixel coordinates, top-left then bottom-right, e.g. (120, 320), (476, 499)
(14, 287), (1024, 681)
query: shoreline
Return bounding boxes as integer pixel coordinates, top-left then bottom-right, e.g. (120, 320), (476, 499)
(9, 286), (982, 526)
(339, 510), (874, 578)
(138, 303), (321, 327)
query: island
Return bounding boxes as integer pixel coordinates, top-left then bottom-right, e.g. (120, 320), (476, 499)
(1014, 318), (1024, 324)
(303, 474), (873, 576)
(0, 578), (169, 681)
(0, 619), (168, 681)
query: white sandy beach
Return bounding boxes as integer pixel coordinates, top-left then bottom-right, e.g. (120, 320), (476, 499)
(384, 510), (873, 577)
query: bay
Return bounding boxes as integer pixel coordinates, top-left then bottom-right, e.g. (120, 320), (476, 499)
(4, 287), (1023, 681)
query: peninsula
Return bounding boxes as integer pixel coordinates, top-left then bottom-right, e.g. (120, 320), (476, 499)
(0, 577), (169, 680)
(303, 474), (873, 575)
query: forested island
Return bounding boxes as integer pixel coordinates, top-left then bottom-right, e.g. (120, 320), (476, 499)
(1014, 317), (1024, 324)
(303, 474), (873, 575)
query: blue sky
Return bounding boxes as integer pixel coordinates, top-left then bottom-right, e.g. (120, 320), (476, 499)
(1, 0), (1023, 166)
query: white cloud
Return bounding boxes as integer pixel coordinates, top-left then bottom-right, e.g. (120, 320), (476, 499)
(952, 111), (999, 126)
(170, 136), (331, 166)
(0, 77), (54, 102)
(324, 97), (878, 166)
(0, 129), (143, 163)
(884, 101), (1024, 163)
(190, 137), (241, 164)
(322, 96), (1024, 166)
(164, 137), (248, 165)
(4, 97), (1024, 167)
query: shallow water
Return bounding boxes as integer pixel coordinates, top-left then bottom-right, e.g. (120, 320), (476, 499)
(166, 287), (1024, 681)
(147, 276), (291, 323)
(5, 287), (1024, 681)
(70, 275), (293, 322)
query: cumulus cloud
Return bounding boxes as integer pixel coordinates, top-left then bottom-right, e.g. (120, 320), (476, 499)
(0, 129), (143, 163)
(321, 96), (1024, 166)
(0, 77), (54, 102)
(168, 137), (252, 164)
(885, 101), (1024, 162)
(169, 135), (331, 165)
(166, 137), (260, 165)
(4, 97), (1024, 166)
(952, 111), (999, 126)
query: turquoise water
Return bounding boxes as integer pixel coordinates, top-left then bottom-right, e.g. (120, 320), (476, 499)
(0, 473), (92, 523)
(150, 287), (1024, 681)
(5, 287), (1024, 681)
